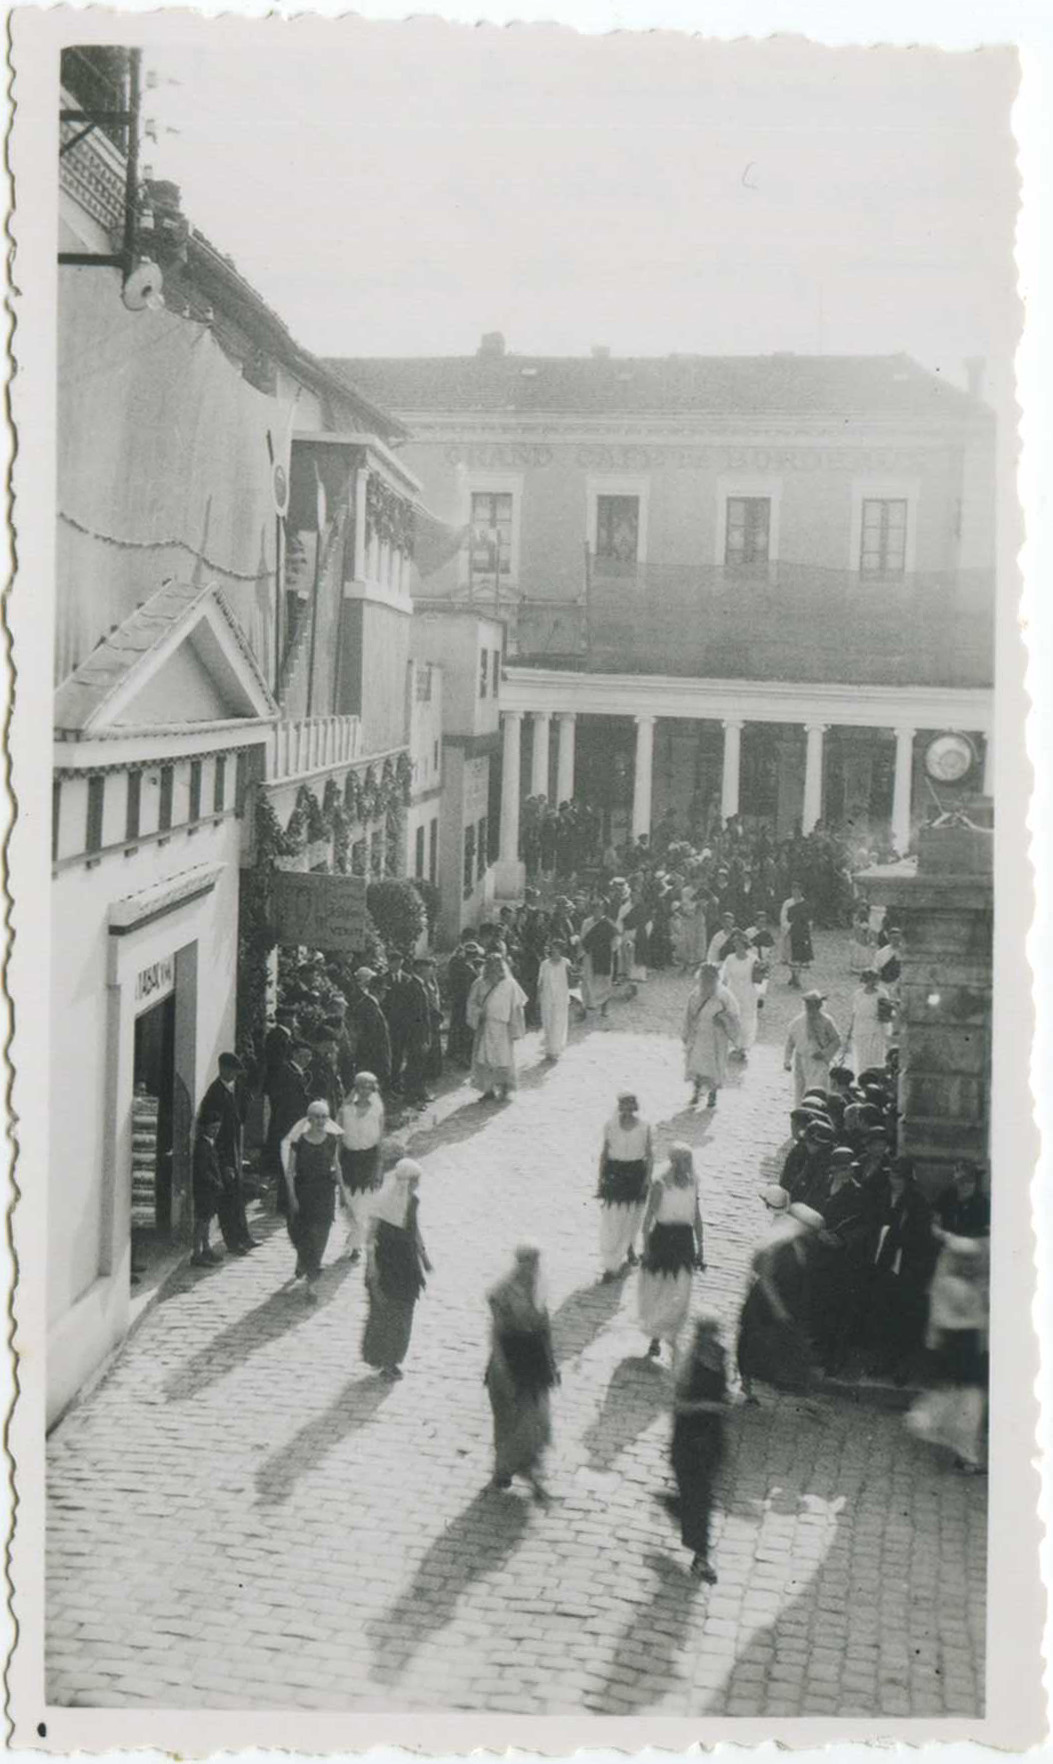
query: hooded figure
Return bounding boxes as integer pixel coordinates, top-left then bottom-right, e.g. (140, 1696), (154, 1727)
(362, 1158), (431, 1379)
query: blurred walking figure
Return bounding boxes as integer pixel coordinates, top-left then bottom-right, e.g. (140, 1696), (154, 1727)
(597, 1092), (654, 1281)
(336, 1071), (385, 1263)
(661, 1315), (728, 1582)
(538, 939), (572, 1061)
(736, 1200), (824, 1400)
(683, 962), (740, 1108)
(281, 1100), (343, 1302)
(638, 1143), (705, 1360)
(362, 1158), (431, 1380)
(485, 1245), (559, 1500)
(906, 1236), (988, 1474)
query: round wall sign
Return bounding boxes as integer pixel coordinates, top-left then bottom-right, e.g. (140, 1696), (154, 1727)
(924, 731), (975, 784)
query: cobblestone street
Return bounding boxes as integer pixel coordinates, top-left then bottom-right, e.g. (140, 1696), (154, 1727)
(46, 935), (986, 1716)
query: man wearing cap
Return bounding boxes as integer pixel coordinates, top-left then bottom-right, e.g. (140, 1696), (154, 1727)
(783, 1116), (835, 1208)
(446, 937), (482, 1069)
(347, 966), (391, 1093)
(263, 1036), (312, 1215)
(384, 951), (431, 1100)
(784, 990), (841, 1106)
(414, 955), (443, 1092)
(198, 1052), (257, 1253)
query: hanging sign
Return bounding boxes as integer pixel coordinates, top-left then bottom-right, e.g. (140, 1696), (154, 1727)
(135, 954), (175, 1011)
(272, 871), (369, 952)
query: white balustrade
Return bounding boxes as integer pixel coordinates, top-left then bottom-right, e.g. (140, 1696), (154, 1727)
(267, 714), (362, 782)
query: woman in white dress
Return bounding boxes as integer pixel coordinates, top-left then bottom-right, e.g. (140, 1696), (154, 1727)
(840, 967), (890, 1074)
(720, 930), (759, 1059)
(683, 962), (741, 1109)
(637, 1143), (705, 1359)
(467, 954), (528, 1100)
(538, 939), (572, 1061)
(336, 1071), (385, 1263)
(597, 1093), (654, 1280)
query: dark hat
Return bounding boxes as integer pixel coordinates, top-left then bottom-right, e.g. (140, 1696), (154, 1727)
(864, 1125), (890, 1142)
(217, 1051), (243, 1072)
(806, 1121), (836, 1144)
(829, 1145), (857, 1167)
(857, 1068), (890, 1088)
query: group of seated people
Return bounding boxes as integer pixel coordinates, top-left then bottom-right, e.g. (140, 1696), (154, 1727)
(762, 1054), (990, 1382)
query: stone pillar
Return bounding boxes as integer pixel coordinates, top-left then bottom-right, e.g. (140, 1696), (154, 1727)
(891, 726), (917, 856)
(556, 712), (576, 804)
(632, 716), (656, 841)
(720, 718), (743, 820)
(496, 711), (525, 899)
(530, 711), (551, 800)
(802, 723), (827, 833)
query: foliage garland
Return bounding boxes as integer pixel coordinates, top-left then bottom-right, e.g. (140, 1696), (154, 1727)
(365, 472), (416, 558)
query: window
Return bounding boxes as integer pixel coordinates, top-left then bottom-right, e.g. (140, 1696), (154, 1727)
(213, 756), (226, 813)
(463, 824), (476, 897)
(725, 497), (771, 566)
(595, 494), (640, 564)
(492, 649), (500, 696)
(428, 816), (438, 885)
(188, 761), (202, 824)
(860, 498), (908, 575)
(158, 766), (174, 833)
(415, 824), (425, 879)
(479, 648), (488, 698)
(125, 771), (141, 842)
(477, 816), (488, 881)
(86, 776), (105, 854)
(469, 491), (513, 581)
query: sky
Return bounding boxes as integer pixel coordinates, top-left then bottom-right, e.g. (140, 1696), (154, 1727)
(146, 24), (1019, 400)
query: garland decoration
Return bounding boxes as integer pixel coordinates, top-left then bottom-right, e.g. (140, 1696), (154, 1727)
(365, 473), (416, 558)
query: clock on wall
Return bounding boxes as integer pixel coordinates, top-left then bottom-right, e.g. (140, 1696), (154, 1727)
(924, 732), (976, 785)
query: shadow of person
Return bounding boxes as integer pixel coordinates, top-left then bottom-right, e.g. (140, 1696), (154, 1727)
(254, 1373), (395, 1506)
(584, 1549), (700, 1714)
(366, 1488), (531, 1687)
(550, 1276), (625, 1367)
(581, 1354), (669, 1472)
(162, 1257), (354, 1403)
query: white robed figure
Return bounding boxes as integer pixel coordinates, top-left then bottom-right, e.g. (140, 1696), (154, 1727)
(683, 962), (741, 1109)
(538, 942), (572, 1061)
(784, 991), (842, 1105)
(467, 954), (528, 1100)
(720, 929), (759, 1054)
(841, 968), (890, 1074)
(597, 1093), (654, 1279)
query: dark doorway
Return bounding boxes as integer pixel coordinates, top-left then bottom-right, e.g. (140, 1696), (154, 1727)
(131, 992), (176, 1283)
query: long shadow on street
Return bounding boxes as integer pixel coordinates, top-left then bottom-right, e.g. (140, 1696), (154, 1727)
(550, 1276), (625, 1366)
(255, 1372), (396, 1506)
(585, 1550), (702, 1714)
(582, 1354), (669, 1471)
(162, 1259), (354, 1402)
(366, 1488), (531, 1688)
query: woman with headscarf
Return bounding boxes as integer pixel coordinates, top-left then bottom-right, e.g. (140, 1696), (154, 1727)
(362, 1158), (432, 1380)
(597, 1092), (655, 1281)
(660, 1314), (728, 1582)
(736, 1200), (825, 1400)
(637, 1143), (705, 1360)
(580, 901), (620, 1018)
(281, 1099), (344, 1301)
(335, 1071), (385, 1264)
(720, 929), (759, 1060)
(538, 938), (572, 1062)
(466, 953), (528, 1101)
(485, 1245), (559, 1500)
(683, 962), (741, 1109)
(840, 968), (891, 1075)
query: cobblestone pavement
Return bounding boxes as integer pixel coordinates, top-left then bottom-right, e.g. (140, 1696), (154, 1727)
(46, 935), (986, 1715)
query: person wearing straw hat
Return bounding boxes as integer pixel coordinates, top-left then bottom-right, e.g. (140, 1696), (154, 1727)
(784, 990), (841, 1106)
(362, 1157), (432, 1379)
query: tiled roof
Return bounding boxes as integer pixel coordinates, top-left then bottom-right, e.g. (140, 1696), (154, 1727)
(323, 351), (988, 425)
(54, 579), (277, 734)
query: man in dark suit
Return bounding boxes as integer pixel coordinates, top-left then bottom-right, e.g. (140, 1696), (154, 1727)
(198, 1052), (257, 1253)
(263, 1038), (311, 1214)
(384, 952), (431, 1100)
(347, 966), (391, 1092)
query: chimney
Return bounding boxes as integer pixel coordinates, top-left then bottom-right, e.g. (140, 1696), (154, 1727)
(590, 345), (610, 360)
(477, 332), (506, 358)
(964, 356), (985, 400)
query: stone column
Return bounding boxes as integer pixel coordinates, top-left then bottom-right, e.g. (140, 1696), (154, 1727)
(891, 726), (917, 856)
(496, 711), (525, 899)
(556, 712), (576, 804)
(530, 711), (551, 800)
(720, 718), (743, 820)
(632, 715), (656, 841)
(802, 723), (827, 833)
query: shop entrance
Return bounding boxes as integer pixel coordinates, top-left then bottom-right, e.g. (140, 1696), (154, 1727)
(131, 991), (175, 1284)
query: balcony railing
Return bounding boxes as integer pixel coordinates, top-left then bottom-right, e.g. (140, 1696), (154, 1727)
(267, 715), (362, 783)
(514, 561), (994, 690)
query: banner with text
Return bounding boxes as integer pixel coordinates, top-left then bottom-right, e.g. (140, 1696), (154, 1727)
(273, 871), (369, 953)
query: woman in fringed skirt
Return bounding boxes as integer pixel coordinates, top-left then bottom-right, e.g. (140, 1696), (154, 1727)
(637, 1143), (705, 1361)
(597, 1092), (654, 1281)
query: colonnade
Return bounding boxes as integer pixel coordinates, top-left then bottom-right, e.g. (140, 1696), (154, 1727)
(498, 707), (994, 868)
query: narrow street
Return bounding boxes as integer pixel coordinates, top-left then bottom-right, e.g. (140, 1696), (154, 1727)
(46, 936), (986, 1716)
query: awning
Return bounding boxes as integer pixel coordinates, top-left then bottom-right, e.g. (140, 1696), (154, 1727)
(414, 502), (467, 578)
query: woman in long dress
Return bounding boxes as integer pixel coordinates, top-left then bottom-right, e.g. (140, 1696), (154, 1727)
(638, 1143), (705, 1360)
(905, 1236), (988, 1473)
(662, 1315), (728, 1583)
(597, 1092), (654, 1281)
(336, 1070), (385, 1264)
(736, 1201), (824, 1399)
(786, 888), (814, 988)
(581, 906), (619, 1017)
(467, 954), (528, 1100)
(681, 885), (708, 969)
(281, 1100), (344, 1302)
(537, 939), (572, 1061)
(840, 967), (890, 1075)
(720, 929), (759, 1059)
(362, 1158), (431, 1380)
(485, 1245), (559, 1500)
(683, 962), (741, 1109)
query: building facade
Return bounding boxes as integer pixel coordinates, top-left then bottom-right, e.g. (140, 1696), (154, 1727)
(332, 339), (995, 876)
(405, 656), (444, 904)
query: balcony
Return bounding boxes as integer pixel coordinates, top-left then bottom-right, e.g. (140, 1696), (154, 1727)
(267, 715), (362, 783)
(514, 561), (994, 690)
